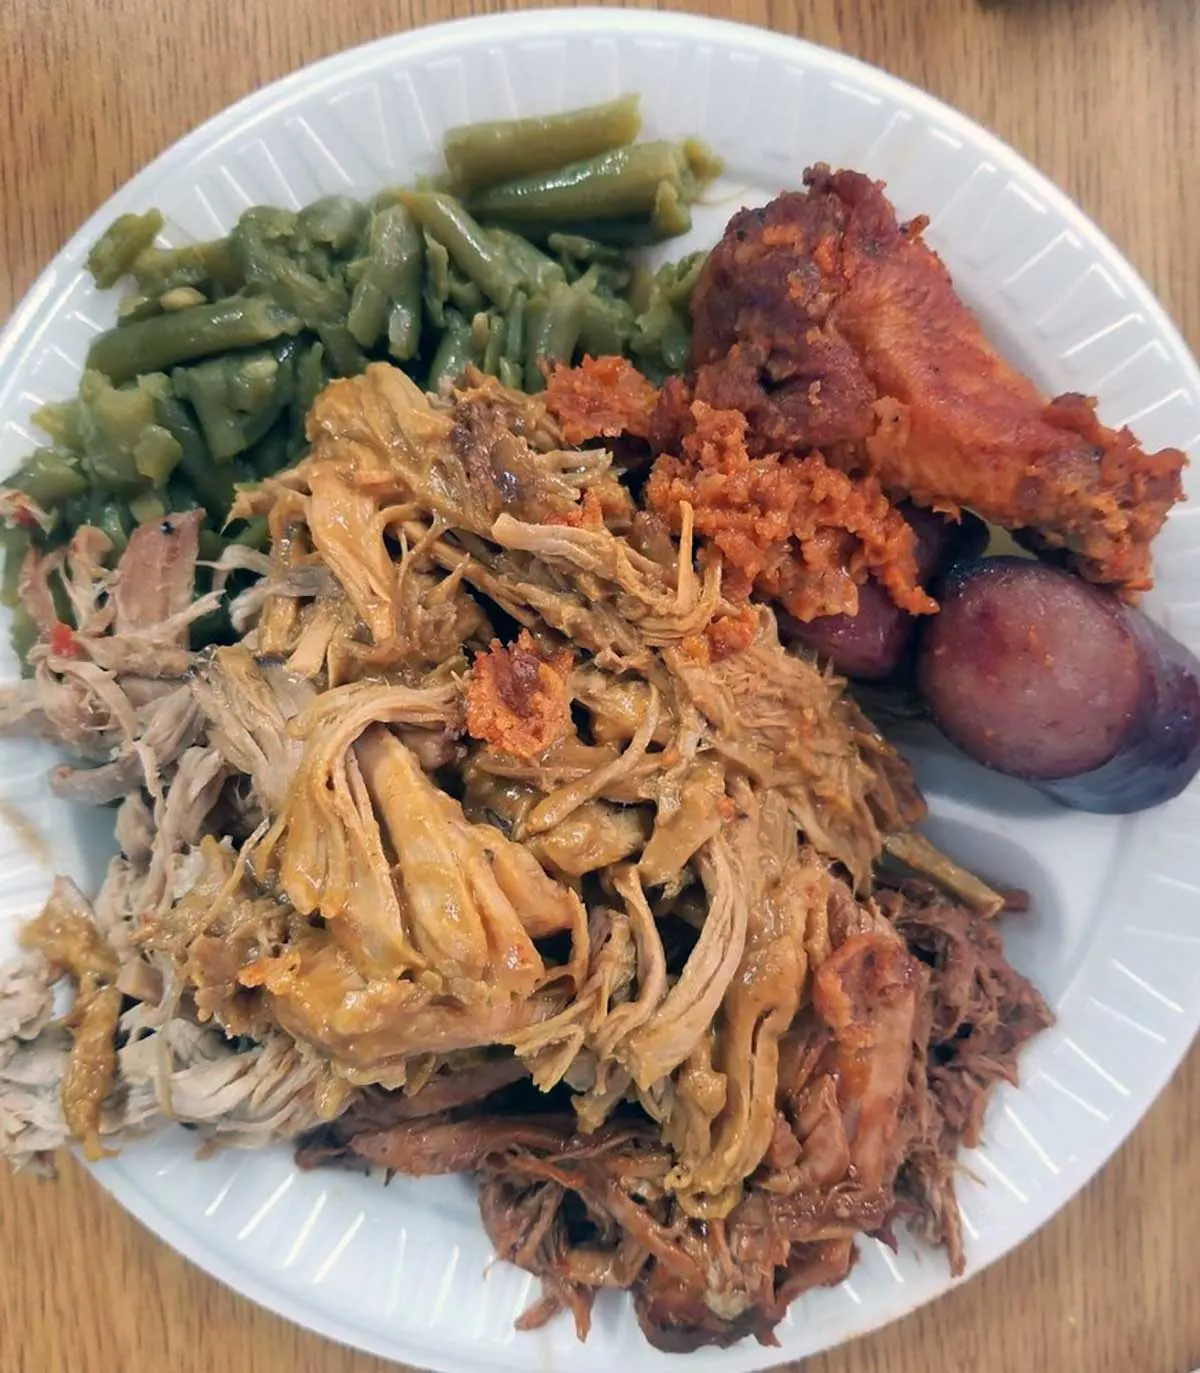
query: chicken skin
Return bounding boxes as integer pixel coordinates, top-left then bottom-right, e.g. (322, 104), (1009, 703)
(690, 166), (1186, 596)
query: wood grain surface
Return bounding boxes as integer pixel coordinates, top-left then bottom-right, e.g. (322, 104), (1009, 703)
(1, 1), (1197, 1370)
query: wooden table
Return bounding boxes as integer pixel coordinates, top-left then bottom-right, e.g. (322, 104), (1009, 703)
(1, 0), (1197, 1370)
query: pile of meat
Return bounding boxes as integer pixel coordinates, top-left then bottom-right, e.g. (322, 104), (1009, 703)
(0, 352), (1050, 1351)
(549, 166), (1184, 627)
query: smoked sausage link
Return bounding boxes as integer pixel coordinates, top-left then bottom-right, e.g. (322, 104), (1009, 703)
(917, 556), (1200, 813)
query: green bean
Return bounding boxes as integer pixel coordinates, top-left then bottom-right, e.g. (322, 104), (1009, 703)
(94, 501), (131, 555)
(547, 231), (630, 286)
(482, 312), (506, 377)
(446, 271), (485, 316)
(633, 315), (690, 381)
(71, 372), (162, 492)
(296, 197), (370, 256)
(32, 400), (81, 450)
(681, 136), (724, 187)
(159, 286), (208, 312)
(165, 476), (202, 514)
(422, 231), (451, 327)
(594, 262), (634, 297)
(499, 289), (525, 363)
(247, 421), (291, 479)
(579, 292), (635, 357)
(651, 179), (692, 238)
(9, 606), (37, 673)
(151, 386), (236, 513)
(524, 280), (585, 392)
(129, 491), (167, 525)
(87, 210), (165, 289)
(315, 322), (366, 378)
(239, 205), (296, 242)
(173, 363), (250, 466)
(369, 187), (405, 214)
(198, 528), (225, 563)
(131, 426), (183, 485)
(131, 238), (242, 296)
(628, 263), (654, 316)
(468, 311), (491, 357)
(397, 191), (522, 309)
(522, 296), (547, 392)
(231, 515), (269, 549)
(488, 228), (565, 293)
(497, 357), (523, 391)
(293, 341), (327, 423)
(662, 251), (707, 303)
(386, 301), (419, 362)
(630, 253), (706, 380)
(86, 297), (302, 385)
(0, 527), (31, 608)
(116, 294), (164, 325)
(229, 209), (349, 327)
(547, 232), (627, 268)
(427, 309), (475, 392)
(494, 215), (680, 250)
(288, 341), (328, 455)
(468, 142), (701, 226)
(172, 350), (287, 463)
(443, 96), (641, 193)
(346, 204), (424, 358)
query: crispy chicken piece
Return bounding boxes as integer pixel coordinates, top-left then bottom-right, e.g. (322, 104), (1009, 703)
(691, 166), (1186, 596)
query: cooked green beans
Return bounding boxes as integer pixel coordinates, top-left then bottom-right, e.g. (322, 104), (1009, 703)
(427, 309), (476, 392)
(629, 251), (706, 380)
(444, 96), (642, 193)
(488, 229), (565, 293)
(0, 96), (721, 660)
(229, 211), (348, 330)
(347, 204), (424, 359)
(296, 196), (370, 255)
(9, 449), (89, 508)
(397, 191), (524, 309)
(151, 385), (238, 512)
(130, 238), (242, 297)
(86, 298), (302, 385)
(524, 279), (586, 392)
(86, 211), (165, 290)
(467, 140), (719, 226)
(0, 527), (32, 608)
(172, 349), (288, 464)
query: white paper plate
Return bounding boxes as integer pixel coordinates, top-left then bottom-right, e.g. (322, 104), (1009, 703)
(1, 10), (1198, 1371)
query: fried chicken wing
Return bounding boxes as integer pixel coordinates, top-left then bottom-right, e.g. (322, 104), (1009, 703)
(691, 167), (1186, 596)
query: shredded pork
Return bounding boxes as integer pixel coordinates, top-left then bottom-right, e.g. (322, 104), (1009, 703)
(0, 361), (1046, 1351)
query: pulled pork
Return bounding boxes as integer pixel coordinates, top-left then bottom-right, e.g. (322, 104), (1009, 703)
(304, 880), (1048, 1351)
(0, 362), (1043, 1351)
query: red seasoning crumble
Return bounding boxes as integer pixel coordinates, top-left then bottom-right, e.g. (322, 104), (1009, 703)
(48, 622), (81, 658)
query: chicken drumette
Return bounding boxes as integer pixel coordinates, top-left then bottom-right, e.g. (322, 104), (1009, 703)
(690, 166), (1186, 597)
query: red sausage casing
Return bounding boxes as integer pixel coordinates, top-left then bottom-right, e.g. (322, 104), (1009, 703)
(917, 556), (1200, 812)
(783, 506), (987, 680)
